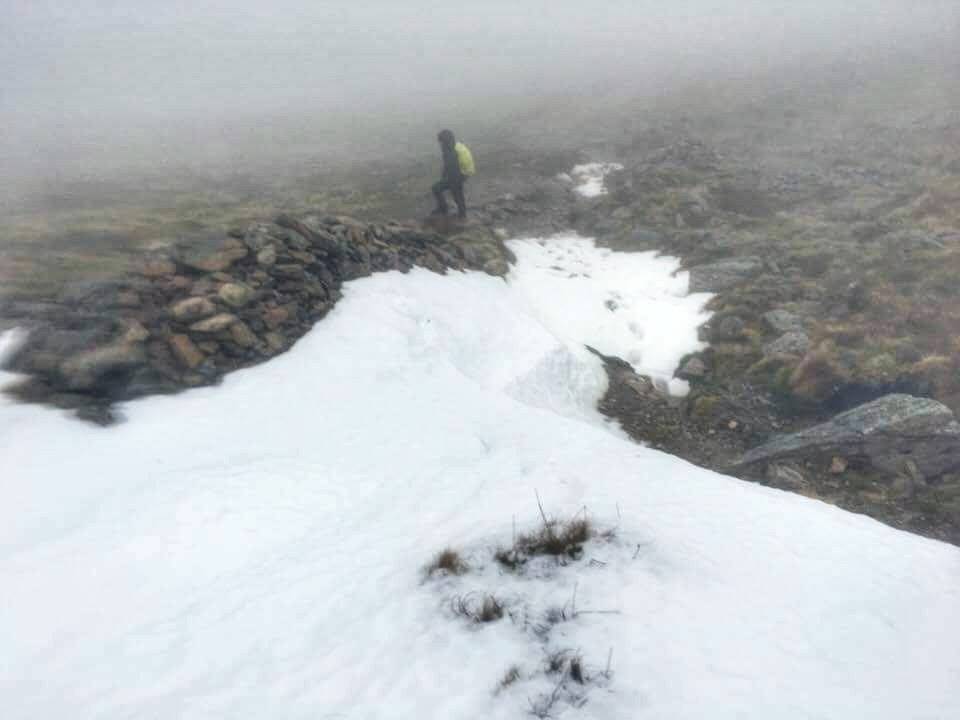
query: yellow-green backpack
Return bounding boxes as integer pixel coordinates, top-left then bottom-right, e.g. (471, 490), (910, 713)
(455, 142), (475, 177)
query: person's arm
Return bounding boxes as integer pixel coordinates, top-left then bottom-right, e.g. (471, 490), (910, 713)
(442, 145), (463, 183)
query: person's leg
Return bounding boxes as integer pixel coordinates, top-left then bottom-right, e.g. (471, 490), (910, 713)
(432, 180), (450, 215)
(452, 181), (467, 218)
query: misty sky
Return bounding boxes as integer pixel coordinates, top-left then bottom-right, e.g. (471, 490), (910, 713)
(1, 1), (957, 203)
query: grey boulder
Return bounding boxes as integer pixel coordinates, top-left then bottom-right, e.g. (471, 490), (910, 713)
(737, 394), (960, 479)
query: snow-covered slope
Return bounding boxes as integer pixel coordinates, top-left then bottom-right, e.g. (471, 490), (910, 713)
(1, 238), (958, 720)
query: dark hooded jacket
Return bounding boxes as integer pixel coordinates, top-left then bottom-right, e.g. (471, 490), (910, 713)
(438, 130), (464, 184)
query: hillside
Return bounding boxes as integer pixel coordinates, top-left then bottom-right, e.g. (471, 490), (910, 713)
(2, 232), (958, 718)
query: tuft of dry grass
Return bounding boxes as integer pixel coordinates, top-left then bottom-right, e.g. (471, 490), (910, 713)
(496, 665), (522, 693)
(450, 593), (504, 624)
(424, 547), (468, 578)
(545, 649), (586, 685)
(789, 343), (849, 403)
(496, 515), (594, 570)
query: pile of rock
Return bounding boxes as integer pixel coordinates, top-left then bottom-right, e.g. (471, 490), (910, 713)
(2, 214), (514, 420)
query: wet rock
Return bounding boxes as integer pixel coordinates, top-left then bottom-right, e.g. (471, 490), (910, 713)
(242, 223), (277, 252)
(264, 332), (287, 352)
(275, 214), (343, 256)
(270, 264), (305, 280)
(168, 276), (193, 292)
(170, 297), (217, 322)
(766, 463), (807, 491)
(140, 257), (177, 278)
(711, 316), (746, 342)
(737, 394), (960, 479)
(190, 278), (216, 297)
(177, 234), (248, 272)
(625, 228), (664, 249)
(764, 331), (811, 358)
(830, 456), (849, 474)
(764, 309), (804, 334)
(76, 404), (121, 427)
(674, 189), (712, 228)
(676, 355), (708, 380)
(6, 325), (117, 375)
(263, 306), (289, 329)
(256, 245), (277, 266)
(190, 313), (238, 334)
(59, 343), (146, 391)
(120, 320), (150, 344)
(688, 257), (763, 293)
(710, 182), (780, 217)
(168, 334), (205, 369)
(218, 283), (255, 308)
(229, 321), (259, 349)
(483, 258), (510, 277)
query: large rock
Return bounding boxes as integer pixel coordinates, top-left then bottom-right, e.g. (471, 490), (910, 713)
(737, 394), (960, 479)
(763, 331), (811, 358)
(620, 228), (664, 250)
(59, 343), (146, 391)
(190, 313), (238, 334)
(270, 264), (305, 280)
(176, 234), (248, 272)
(242, 223), (277, 252)
(4, 324), (118, 374)
(218, 283), (255, 308)
(764, 309), (804, 334)
(169, 297), (217, 322)
(168, 334), (205, 369)
(228, 321), (259, 349)
(688, 257), (763, 293)
(256, 245), (277, 267)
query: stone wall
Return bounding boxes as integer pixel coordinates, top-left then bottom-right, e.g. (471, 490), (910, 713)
(2, 214), (514, 422)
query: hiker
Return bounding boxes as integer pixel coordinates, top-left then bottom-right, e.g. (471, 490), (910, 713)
(431, 129), (474, 219)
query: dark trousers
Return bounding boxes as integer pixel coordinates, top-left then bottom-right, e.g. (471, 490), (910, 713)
(432, 179), (467, 217)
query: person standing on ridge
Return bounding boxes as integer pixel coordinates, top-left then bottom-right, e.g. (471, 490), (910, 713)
(431, 129), (474, 219)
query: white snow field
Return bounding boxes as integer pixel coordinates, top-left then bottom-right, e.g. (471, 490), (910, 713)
(1, 239), (959, 720)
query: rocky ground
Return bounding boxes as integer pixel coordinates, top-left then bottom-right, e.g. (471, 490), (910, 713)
(575, 97), (960, 544)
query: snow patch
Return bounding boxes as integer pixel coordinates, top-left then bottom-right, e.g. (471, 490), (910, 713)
(568, 162), (625, 197)
(0, 326), (26, 369)
(508, 234), (711, 395)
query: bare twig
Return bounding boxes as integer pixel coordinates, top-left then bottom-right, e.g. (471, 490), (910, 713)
(528, 678), (563, 718)
(535, 489), (549, 529)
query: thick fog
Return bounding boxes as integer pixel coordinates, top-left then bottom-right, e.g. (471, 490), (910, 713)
(2, 0), (957, 210)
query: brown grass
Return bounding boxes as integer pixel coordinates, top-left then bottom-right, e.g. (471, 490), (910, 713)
(424, 548), (468, 578)
(495, 515), (593, 570)
(450, 593), (504, 624)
